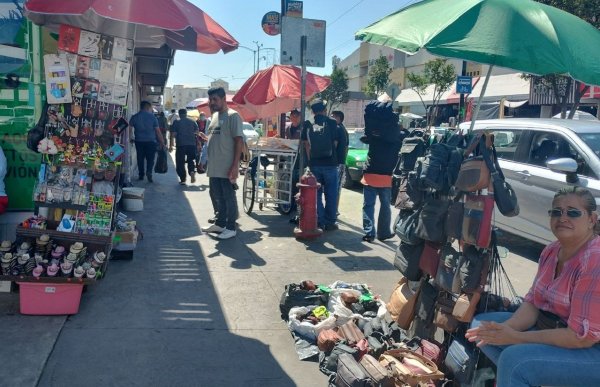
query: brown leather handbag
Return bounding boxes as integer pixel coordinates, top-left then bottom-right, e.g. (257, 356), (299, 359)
(387, 278), (421, 330)
(317, 329), (341, 352)
(379, 348), (445, 386)
(338, 320), (365, 345)
(360, 354), (394, 387)
(453, 292), (482, 323)
(434, 297), (460, 333)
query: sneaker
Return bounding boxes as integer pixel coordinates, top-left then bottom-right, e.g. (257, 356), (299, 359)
(362, 235), (375, 243)
(179, 181), (186, 185)
(147, 175), (153, 183)
(324, 223), (339, 231)
(217, 229), (236, 239)
(377, 234), (395, 242)
(201, 224), (224, 233)
(190, 174), (196, 183)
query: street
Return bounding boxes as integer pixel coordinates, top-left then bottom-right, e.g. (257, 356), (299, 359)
(0, 155), (542, 387)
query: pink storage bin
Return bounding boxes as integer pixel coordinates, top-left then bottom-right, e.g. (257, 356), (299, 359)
(17, 282), (84, 315)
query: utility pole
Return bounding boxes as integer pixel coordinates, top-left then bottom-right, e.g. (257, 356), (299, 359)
(253, 41), (263, 71)
(459, 60), (467, 123)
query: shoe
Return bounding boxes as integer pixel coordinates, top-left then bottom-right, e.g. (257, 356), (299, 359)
(324, 223), (339, 231)
(208, 216), (217, 224)
(179, 181), (186, 185)
(147, 175), (153, 183)
(217, 229), (236, 239)
(138, 175), (144, 181)
(377, 234), (395, 242)
(201, 224), (224, 233)
(190, 174), (196, 183)
(362, 235), (375, 243)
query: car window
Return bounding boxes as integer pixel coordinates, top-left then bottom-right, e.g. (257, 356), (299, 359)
(527, 131), (596, 178)
(348, 132), (368, 149)
(486, 130), (522, 160)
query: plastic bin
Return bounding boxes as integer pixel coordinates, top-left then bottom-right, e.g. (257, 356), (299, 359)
(18, 282), (84, 315)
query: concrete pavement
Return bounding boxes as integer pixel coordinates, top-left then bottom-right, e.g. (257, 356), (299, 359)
(0, 154), (541, 386)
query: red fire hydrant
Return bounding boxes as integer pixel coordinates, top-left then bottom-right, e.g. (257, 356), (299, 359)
(294, 167), (323, 239)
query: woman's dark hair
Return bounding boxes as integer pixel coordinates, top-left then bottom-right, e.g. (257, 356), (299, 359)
(553, 186), (596, 214)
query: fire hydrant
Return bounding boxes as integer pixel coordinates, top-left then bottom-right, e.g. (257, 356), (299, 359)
(294, 167), (323, 239)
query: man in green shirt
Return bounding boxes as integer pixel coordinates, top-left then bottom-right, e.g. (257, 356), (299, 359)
(201, 87), (244, 240)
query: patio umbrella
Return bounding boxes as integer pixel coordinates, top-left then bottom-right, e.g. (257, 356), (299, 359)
(196, 96), (258, 122)
(24, 0), (238, 54)
(356, 0), (600, 128)
(232, 64), (331, 119)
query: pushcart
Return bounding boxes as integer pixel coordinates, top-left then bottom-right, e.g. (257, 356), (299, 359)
(242, 138), (299, 215)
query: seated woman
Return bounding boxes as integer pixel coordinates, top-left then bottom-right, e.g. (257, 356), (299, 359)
(466, 187), (600, 387)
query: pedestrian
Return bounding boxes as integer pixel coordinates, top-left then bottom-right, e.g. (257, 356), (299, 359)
(157, 111), (168, 145)
(201, 87), (244, 240)
(129, 101), (165, 183)
(284, 109), (302, 140)
(171, 109), (199, 185)
(168, 108), (179, 152)
(361, 124), (402, 243)
(331, 110), (349, 213)
(301, 99), (345, 231)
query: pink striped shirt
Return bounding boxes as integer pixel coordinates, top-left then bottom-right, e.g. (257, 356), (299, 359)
(524, 236), (600, 341)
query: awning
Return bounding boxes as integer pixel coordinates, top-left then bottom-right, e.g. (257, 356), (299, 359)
(468, 73), (530, 102)
(396, 84), (454, 106)
(446, 77), (480, 104)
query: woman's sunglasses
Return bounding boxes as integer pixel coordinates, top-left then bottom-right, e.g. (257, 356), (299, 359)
(548, 208), (584, 218)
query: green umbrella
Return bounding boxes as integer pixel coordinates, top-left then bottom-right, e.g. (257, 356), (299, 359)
(356, 0), (600, 125)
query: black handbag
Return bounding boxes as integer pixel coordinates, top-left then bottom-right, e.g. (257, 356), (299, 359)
(279, 283), (327, 320)
(434, 245), (460, 292)
(415, 198), (449, 243)
(482, 143), (520, 217)
(444, 338), (479, 384)
(335, 353), (372, 387)
(320, 342), (359, 376)
(445, 200), (464, 239)
(395, 209), (422, 245)
(393, 242), (424, 281)
(453, 245), (486, 293)
(415, 280), (438, 323)
(27, 103), (49, 153)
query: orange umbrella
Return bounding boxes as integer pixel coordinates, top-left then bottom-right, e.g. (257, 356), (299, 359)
(232, 65), (330, 119)
(196, 95), (258, 122)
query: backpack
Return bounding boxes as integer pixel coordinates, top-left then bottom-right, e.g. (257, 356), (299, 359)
(27, 103), (49, 153)
(307, 118), (335, 159)
(395, 136), (426, 173)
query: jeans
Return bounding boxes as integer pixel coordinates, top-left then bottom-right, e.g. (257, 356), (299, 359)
(175, 145), (197, 182)
(209, 177), (238, 230)
(135, 141), (157, 178)
(362, 185), (392, 238)
(311, 165), (339, 227)
(472, 312), (600, 386)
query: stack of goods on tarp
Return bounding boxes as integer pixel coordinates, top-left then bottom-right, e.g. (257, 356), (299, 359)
(281, 280), (448, 386)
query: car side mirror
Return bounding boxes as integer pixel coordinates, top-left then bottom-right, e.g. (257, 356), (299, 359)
(547, 158), (579, 183)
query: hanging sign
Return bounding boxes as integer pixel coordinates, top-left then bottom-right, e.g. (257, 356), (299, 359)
(262, 11), (281, 36)
(43, 54), (73, 104)
(456, 76), (473, 94)
(284, 1), (303, 18)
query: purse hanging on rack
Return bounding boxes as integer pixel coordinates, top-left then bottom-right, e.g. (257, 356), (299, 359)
(462, 193), (494, 249)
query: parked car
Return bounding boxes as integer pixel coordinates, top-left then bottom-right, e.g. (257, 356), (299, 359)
(243, 122), (259, 143)
(462, 118), (600, 245)
(342, 129), (368, 188)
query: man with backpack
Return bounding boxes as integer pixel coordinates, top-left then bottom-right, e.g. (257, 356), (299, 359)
(301, 99), (346, 231)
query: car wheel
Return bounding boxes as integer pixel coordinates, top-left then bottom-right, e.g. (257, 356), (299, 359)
(342, 167), (354, 188)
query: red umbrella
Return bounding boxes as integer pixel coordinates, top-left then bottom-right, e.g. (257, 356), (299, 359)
(232, 65), (330, 119)
(24, 0), (238, 54)
(196, 95), (258, 122)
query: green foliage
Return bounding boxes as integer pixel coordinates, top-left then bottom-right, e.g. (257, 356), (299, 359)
(364, 56), (392, 97)
(317, 67), (349, 114)
(407, 59), (455, 125)
(536, 0), (600, 28)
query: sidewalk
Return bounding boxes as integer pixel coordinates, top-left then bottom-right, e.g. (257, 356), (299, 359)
(0, 155), (406, 387)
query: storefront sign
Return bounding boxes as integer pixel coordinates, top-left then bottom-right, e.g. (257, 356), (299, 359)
(284, 1), (303, 18)
(262, 11), (281, 36)
(456, 76), (473, 94)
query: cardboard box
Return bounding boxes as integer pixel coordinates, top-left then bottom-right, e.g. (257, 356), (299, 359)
(115, 229), (138, 244)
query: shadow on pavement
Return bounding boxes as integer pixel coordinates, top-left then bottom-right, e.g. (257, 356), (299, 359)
(496, 229), (545, 263)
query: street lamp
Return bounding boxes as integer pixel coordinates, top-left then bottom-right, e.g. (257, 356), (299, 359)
(238, 45), (257, 73)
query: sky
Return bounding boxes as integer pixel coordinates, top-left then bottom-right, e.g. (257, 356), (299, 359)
(166, 0), (419, 90)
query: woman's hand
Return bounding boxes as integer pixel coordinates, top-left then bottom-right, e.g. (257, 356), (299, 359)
(465, 321), (522, 347)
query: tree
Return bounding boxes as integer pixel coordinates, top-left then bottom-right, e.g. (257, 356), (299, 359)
(524, 0), (600, 118)
(364, 56), (392, 98)
(316, 67), (349, 114)
(406, 59), (455, 126)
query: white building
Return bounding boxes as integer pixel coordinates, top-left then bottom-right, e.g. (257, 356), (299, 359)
(163, 79), (230, 110)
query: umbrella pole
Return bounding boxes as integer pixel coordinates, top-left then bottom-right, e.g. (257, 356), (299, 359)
(299, 36), (307, 175)
(468, 65), (494, 133)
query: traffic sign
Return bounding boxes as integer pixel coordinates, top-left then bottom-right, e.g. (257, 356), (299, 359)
(456, 75), (473, 94)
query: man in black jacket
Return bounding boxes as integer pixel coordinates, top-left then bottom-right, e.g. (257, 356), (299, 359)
(361, 126), (404, 242)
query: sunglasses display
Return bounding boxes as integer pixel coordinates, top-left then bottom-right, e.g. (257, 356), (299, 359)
(548, 208), (584, 218)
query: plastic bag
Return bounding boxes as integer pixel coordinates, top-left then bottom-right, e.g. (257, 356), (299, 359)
(287, 306), (337, 342)
(154, 148), (168, 174)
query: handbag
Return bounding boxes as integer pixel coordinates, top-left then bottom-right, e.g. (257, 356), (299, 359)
(536, 309), (567, 330)
(415, 198), (449, 243)
(452, 292), (482, 323)
(27, 103), (49, 153)
(404, 337), (443, 365)
(453, 245), (486, 293)
(394, 175), (416, 210)
(434, 245), (460, 292)
(279, 283), (327, 320)
(359, 354), (394, 387)
(395, 209), (423, 245)
(481, 140), (520, 217)
(317, 329), (342, 352)
(445, 200), (464, 239)
(455, 135), (491, 192)
(434, 297), (460, 333)
(415, 280), (438, 324)
(419, 242), (442, 278)
(338, 320), (366, 345)
(320, 342), (359, 376)
(444, 338), (479, 384)
(335, 353), (372, 387)
(379, 348), (444, 386)
(462, 194), (494, 248)
(387, 278), (421, 330)
(393, 242), (424, 281)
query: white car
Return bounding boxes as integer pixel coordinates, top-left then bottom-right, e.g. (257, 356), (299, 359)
(243, 122), (259, 142)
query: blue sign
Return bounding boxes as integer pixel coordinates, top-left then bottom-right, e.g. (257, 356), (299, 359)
(456, 76), (473, 94)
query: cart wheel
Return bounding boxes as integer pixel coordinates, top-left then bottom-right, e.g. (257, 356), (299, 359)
(242, 172), (255, 214)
